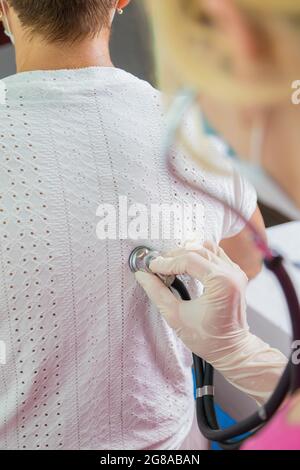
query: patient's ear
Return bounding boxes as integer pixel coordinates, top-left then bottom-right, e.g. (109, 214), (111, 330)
(202, 0), (262, 67)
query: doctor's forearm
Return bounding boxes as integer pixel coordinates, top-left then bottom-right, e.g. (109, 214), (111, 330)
(213, 333), (288, 406)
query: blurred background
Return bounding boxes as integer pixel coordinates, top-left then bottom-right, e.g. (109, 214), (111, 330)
(0, 0), (289, 227)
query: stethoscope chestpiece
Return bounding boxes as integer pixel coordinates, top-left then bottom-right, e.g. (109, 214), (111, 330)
(129, 246), (175, 288)
(129, 246), (154, 274)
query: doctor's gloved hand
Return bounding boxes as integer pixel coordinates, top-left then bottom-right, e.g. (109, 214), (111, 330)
(135, 242), (287, 406)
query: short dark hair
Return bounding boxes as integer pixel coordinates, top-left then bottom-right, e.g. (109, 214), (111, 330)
(8, 0), (117, 42)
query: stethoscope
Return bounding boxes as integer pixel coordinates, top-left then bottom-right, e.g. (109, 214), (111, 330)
(128, 91), (300, 450)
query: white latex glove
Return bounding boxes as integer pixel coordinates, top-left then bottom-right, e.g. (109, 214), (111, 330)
(135, 242), (287, 406)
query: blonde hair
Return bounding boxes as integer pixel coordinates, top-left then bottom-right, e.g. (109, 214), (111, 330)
(147, 0), (300, 105)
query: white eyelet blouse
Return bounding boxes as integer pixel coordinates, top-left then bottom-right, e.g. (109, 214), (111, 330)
(0, 67), (257, 450)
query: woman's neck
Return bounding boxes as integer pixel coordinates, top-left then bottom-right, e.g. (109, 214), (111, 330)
(200, 96), (300, 211)
(263, 103), (300, 209)
(15, 33), (113, 73)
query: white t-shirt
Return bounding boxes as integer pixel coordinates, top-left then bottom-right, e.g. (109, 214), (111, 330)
(0, 67), (257, 450)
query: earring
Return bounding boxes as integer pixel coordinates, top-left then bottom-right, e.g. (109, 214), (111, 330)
(0, 11), (3, 19)
(117, 8), (123, 15)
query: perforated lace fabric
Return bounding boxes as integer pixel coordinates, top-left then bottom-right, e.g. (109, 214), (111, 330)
(0, 67), (257, 450)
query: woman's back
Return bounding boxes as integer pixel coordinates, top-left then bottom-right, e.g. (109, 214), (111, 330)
(0, 67), (256, 449)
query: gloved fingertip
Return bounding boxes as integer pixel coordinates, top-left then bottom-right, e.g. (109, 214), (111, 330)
(183, 240), (201, 250)
(134, 271), (151, 285)
(149, 256), (165, 272)
(203, 240), (218, 253)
